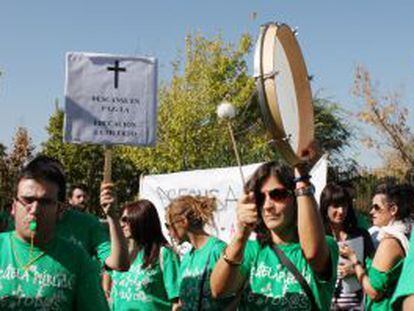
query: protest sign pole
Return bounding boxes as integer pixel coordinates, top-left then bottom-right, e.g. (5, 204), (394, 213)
(103, 145), (112, 183)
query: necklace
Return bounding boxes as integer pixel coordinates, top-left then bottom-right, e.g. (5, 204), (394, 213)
(10, 233), (46, 271)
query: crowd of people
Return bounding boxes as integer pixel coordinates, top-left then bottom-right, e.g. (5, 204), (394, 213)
(0, 154), (413, 310)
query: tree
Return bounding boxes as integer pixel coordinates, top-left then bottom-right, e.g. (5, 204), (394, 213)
(41, 33), (352, 210)
(41, 106), (140, 215)
(122, 33), (352, 175)
(353, 65), (414, 179)
(0, 127), (35, 210)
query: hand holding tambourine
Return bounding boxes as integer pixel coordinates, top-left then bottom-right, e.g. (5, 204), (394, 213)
(255, 22), (316, 167)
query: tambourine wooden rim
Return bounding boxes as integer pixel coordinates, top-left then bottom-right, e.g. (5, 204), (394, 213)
(255, 22), (314, 165)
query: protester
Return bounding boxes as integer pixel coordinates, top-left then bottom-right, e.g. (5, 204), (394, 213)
(387, 184), (414, 310)
(166, 195), (232, 310)
(0, 155), (109, 310)
(320, 183), (374, 310)
(29, 156), (129, 271)
(340, 183), (412, 310)
(106, 200), (180, 310)
(210, 160), (338, 310)
(68, 183), (88, 212)
(391, 232), (414, 310)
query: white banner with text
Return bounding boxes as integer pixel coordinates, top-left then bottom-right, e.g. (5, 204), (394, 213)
(140, 156), (328, 243)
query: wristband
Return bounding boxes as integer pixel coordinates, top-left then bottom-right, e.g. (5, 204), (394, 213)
(222, 250), (242, 266)
(294, 185), (315, 197)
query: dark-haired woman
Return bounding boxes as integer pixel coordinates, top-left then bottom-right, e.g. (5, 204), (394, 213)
(340, 184), (412, 310)
(109, 200), (180, 311)
(166, 195), (231, 310)
(210, 159), (339, 310)
(320, 183), (374, 310)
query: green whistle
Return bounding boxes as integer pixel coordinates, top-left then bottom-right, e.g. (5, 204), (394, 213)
(29, 221), (37, 232)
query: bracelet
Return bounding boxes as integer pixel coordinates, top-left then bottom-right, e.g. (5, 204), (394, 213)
(222, 250), (242, 266)
(294, 185), (315, 197)
(293, 174), (311, 183)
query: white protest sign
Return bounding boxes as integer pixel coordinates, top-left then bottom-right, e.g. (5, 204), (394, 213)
(140, 163), (261, 243)
(64, 52), (157, 146)
(140, 157), (328, 243)
(311, 153), (329, 203)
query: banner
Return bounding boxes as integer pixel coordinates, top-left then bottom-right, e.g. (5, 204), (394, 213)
(140, 156), (328, 243)
(64, 52), (157, 146)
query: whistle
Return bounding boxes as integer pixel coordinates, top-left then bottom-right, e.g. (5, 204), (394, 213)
(29, 221), (37, 232)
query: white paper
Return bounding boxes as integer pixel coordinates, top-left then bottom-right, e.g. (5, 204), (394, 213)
(338, 236), (364, 293)
(64, 52), (157, 146)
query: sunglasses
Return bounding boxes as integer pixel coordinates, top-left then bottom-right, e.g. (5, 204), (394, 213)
(120, 216), (130, 224)
(263, 188), (293, 202)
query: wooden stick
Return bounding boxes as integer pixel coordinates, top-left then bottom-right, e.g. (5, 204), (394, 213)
(103, 146), (113, 183)
(227, 122), (246, 189)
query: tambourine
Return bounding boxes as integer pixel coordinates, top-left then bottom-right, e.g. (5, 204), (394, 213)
(254, 22), (314, 165)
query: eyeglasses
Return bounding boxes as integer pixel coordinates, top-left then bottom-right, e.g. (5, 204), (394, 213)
(264, 188), (293, 202)
(15, 196), (57, 211)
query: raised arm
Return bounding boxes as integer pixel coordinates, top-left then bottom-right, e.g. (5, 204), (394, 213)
(100, 183), (130, 271)
(210, 192), (256, 298)
(295, 165), (330, 275)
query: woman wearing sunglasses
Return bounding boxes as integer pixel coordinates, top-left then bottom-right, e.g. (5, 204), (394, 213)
(165, 195), (233, 310)
(340, 184), (413, 310)
(319, 183), (374, 310)
(108, 200), (180, 311)
(210, 161), (339, 311)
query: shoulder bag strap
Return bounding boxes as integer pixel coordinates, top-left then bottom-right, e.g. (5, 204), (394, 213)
(271, 244), (319, 311)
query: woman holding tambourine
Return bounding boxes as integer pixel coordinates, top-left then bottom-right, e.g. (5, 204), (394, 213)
(210, 23), (338, 310)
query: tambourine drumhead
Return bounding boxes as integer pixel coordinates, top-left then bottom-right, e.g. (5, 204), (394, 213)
(254, 23), (314, 165)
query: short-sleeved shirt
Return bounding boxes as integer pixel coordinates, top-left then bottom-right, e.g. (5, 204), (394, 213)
(55, 209), (111, 266)
(392, 233), (414, 309)
(239, 236), (338, 311)
(364, 257), (404, 310)
(0, 231), (109, 310)
(110, 246), (180, 311)
(179, 236), (232, 310)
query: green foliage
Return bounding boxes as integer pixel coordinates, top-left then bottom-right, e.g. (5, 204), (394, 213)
(0, 127), (35, 210)
(123, 33), (352, 175)
(41, 32), (353, 210)
(41, 108), (140, 215)
(122, 33), (277, 174)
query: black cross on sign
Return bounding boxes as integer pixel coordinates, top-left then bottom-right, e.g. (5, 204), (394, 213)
(107, 60), (126, 89)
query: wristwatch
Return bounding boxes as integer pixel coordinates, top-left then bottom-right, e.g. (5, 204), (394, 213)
(294, 185), (315, 197)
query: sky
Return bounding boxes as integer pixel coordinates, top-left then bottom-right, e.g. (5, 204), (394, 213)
(1, 1), (414, 169)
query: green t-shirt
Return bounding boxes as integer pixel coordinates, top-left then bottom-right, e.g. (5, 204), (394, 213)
(392, 234), (414, 309)
(179, 236), (231, 311)
(110, 246), (180, 311)
(0, 231), (109, 310)
(55, 209), (111, 266)
(239, 236), (338, 311)
(364, 257), (403, 310)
